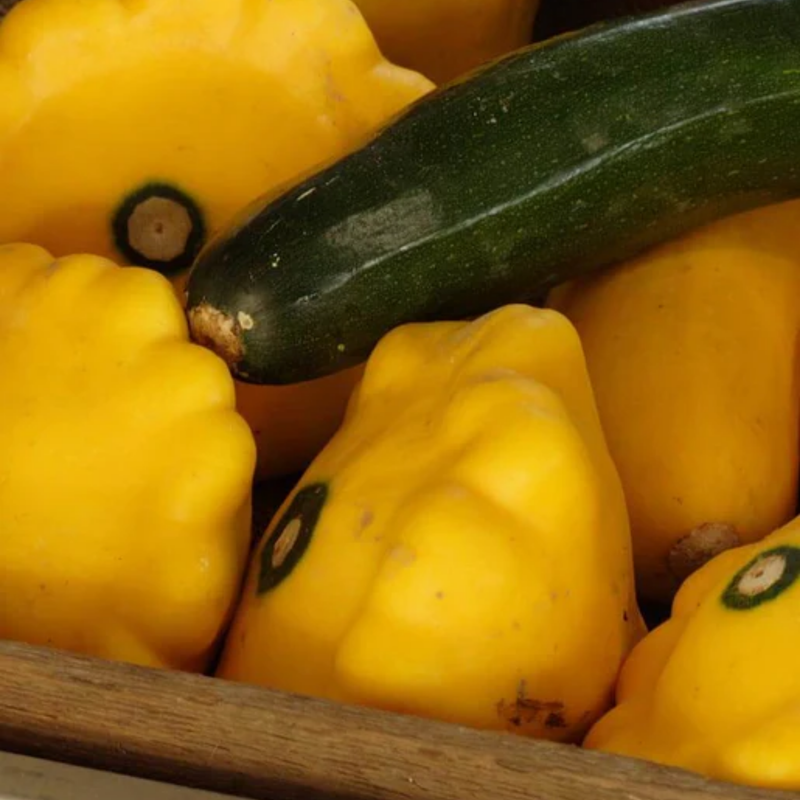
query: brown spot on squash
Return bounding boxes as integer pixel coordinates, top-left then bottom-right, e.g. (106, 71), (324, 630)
(388, 543), (416, 566)
(668, 522), (740, 583)
(357, 507), (374, 535)
(545, 710), (567, 729)
(496, 679), (566, 730)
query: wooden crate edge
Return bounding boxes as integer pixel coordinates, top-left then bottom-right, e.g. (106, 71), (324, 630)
(0, 749), (248, 800)
(0, 639), (793, 800)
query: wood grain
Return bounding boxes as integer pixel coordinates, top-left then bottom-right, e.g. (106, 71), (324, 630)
(0, 639), (796, 800)
(0, 750), (246, 800)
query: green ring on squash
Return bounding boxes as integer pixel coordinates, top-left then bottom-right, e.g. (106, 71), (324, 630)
(111, 182), (206, 275)
(721, 546), (800, 611)
(257, 482), (329, 595)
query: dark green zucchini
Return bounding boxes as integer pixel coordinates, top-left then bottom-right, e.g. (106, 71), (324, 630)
(186, 0), (800, 386)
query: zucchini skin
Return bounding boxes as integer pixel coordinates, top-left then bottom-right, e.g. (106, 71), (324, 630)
(187, 0), (800, 385)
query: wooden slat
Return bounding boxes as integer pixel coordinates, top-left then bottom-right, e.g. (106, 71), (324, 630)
(0, 640), (795, 800)
(0, 750), (247, 800)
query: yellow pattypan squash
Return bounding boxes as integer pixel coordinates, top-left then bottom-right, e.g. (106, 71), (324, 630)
(0, 243), (255, 672)
(585, 512), (800, 790)
(354, 0), (540, 84)
(549, 200), (800, 604)
(217, 304), (645, 741)
(0, 0), (433, 478)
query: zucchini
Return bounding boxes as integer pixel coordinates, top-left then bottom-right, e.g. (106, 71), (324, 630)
(186, 0), (800, 385)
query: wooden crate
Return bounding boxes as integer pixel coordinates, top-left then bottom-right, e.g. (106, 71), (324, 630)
(0, 638), (795, 800)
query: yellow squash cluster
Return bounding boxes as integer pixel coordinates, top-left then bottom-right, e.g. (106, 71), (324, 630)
(0, 0), (543, 678)
(11, 0), (800, 792)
